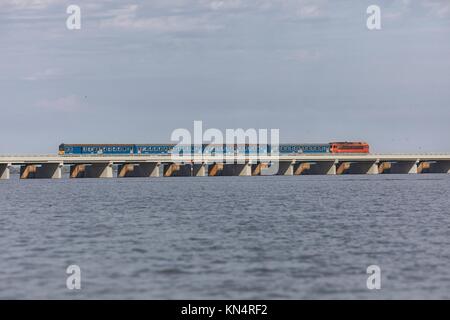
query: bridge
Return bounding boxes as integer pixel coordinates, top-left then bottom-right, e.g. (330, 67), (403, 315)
(1, 154), (450, 179)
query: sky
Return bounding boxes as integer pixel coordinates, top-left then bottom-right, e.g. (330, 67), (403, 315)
(0, 0), (449, 154)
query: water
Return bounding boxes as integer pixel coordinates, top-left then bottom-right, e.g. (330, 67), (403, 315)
(0, 174), (449, 299)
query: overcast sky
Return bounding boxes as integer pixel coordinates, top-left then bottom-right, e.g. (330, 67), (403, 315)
(1, 0), (449, 153)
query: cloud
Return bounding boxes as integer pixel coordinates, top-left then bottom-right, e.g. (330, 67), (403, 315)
(390, 0), (450, 19)
(99, 4), (223, 33)
(421, 0), (450, 18)
(207, 0), (245, 11)
(36, 95), (84, 112)
(204, 0), (327, 16)
(285, 0), (324, 18)
(0, 0), (59, 10)
(97, 0), (328, 33)
(258, 0), (327, 18)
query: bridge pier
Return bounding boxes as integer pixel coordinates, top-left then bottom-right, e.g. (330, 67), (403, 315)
(193, 163), (206, 177)
(118, 164), (134, 177)
(390, 161), (418, 174)
(141, 162), (161, 177)
(417, 161), (431, 174)
(208, 163), (223, 176)
(70, 164), (85, 178)
(294, 162), (311, 175)
(20, 165), (36, 179)
(277, 161), (294, 176)
(37, 163), (62, 179)
(366, 162), (380, 174)
(70, 163), (113, 178)
(20, 163), (62, 179)
(164, 163), (179, 177)
(87, 162), (114, 178)
(163, 163), (194, 177)
(0, 163), (11, 180)
(251, 163), (270, 176)
(336, 162), (351, 175)
(251, 163), (262, 176)
(237, 162), (252, 176)
(308, 161), (336, 175)
(378, 162), (391, 174)
(118, 162), (160, 177)
(342, 161), (379, 174)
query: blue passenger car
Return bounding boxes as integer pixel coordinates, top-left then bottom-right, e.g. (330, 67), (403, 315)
(59, 144), (134, 155)
(279, 144), (330, 154)
(202, 144), (224, 156)
(59, 143), (331, 156)
(135, 144), (174, 155)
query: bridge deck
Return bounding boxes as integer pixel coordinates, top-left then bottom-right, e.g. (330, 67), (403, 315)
(1, 154), (450, 178)
(1, 154), (450, 165)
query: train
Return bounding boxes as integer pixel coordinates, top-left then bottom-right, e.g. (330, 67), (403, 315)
(58, 142), (369, 155)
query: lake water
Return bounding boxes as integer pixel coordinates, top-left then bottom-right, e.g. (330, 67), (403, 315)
(0, 174), (449, 299)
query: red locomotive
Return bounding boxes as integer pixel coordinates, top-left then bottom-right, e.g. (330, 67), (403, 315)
(330, 142), (369, 154)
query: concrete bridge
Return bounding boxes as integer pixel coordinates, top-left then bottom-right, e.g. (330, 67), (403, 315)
(1, 154), (450, 179)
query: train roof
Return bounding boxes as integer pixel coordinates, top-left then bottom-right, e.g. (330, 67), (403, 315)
(330, 141), (368, 144)
(61, 143), (332, 146)
(60, 144), (135, 146)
